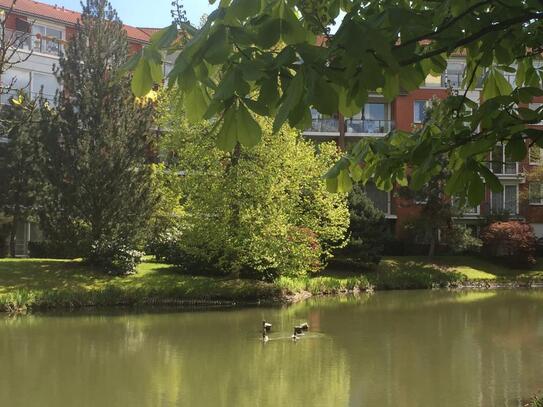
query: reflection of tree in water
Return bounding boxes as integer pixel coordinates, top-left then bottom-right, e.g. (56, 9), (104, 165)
(0, 308), (351, 407)
(315, 291), (543, 407)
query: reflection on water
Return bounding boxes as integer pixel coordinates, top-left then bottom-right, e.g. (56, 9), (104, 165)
(1, 290), (543, 407)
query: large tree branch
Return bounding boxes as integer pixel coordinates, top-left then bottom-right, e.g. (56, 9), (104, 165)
(399, 12), (542, 66)
(398, 0), (493, 49)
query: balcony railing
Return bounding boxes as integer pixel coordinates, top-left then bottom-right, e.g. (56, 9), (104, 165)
(490, 161), (519, 176)
(306, 118), (339, 133)
(345, 119), (394, 134)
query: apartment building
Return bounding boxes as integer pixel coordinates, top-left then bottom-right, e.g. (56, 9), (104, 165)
(0, 0), (169, 256)
(304, 57), (543, 239)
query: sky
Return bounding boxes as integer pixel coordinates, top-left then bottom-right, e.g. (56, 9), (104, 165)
(38, 0), (216, 28)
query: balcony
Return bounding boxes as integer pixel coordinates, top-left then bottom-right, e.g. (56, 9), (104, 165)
(345, 119), (394, 135)
(304, 118), (340, 136)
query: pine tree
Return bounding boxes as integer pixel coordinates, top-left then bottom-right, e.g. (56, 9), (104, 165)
(0, 101), (42, 257)
(37, 0), (156, 271)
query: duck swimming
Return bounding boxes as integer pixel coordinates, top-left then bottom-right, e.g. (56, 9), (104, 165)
(262, 320), (272, 333)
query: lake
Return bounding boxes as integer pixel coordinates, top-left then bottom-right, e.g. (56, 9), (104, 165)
(1, 290), (542, 406)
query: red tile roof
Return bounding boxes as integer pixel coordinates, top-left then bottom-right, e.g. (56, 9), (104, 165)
(0, 0), (154, 43)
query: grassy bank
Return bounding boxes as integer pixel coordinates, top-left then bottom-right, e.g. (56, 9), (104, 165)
(1, 256), (542, 313)
(0, 258), (372, 313)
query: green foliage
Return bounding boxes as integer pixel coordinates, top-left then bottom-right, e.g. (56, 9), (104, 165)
(131, 0), (543, 204)
(0, 97), (43, 256)
(36, 0), (157, 271)
(529, 394), (543, 407)
(441, 225), (482, 254)
(338, 185), (387, 265)
(158, 90), (349, 279)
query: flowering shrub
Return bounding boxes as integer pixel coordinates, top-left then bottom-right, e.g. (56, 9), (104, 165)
(481, 221), (536, 268)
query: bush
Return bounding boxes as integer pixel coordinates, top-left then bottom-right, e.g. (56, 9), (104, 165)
(87, 240), (143, 275)
(481, 221), (536, 268)
(337, 185), (388, 265)
(441, 225), (482, 254)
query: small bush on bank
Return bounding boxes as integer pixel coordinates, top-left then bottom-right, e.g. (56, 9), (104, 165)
(86, 240), (143, 275)
(481, 221), (536, 269)
(526, 394), (543, 407)
(276, 274), (372, 295)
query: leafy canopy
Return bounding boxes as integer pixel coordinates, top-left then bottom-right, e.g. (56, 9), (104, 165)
(131, 0), (543, 205)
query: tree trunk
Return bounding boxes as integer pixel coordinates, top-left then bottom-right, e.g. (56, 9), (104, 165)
(9, 215), (17, 258)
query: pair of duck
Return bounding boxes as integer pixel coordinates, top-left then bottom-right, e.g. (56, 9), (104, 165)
(261, 320), (309, 342)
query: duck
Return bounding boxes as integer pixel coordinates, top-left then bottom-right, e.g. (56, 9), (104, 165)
(262, 320), (272, 333)
(294, 325), (303, 335)
(291, 328), (299, 341)
(262, 329), (269, 343)
(300, 322), (309, 331)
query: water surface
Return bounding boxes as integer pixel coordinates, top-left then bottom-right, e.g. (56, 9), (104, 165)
(1, 290), (543, 407)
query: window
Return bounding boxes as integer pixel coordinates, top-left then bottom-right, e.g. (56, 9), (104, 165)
(530, 146), (542, 165)
(1, 70), (58, 104)
(32, 73), (59, 101)
(364, 183), (390, 214)
(491, 184), (518, 214)
(31, 24), (63, 55)
(444, 61), (465, 88)
(452, 197), (480, 215)
(529, 183), (543, 205)
(414, 100), (429, 123)
(529, 103), (543, 125)
(490, 144), (517, 175)
(347, 103), (391, 133)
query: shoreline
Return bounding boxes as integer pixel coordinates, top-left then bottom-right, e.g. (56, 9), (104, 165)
(2, 256), (543, 314)
(2, 278), (543, 315)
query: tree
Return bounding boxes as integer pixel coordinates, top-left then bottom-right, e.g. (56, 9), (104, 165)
(0, 1), (41, 257)
(157, 90), (349, 279)
(0, 101), (42, 257)
(339, 185), (387, 265)
(129, 0), (543, 206)
(37, 0), (157, 272)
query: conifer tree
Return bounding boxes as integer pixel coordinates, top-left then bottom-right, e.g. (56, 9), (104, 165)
(38, 0), (156, 271)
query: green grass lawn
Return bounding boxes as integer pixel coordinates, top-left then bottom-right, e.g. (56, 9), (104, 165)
(381, 256), (543, 280)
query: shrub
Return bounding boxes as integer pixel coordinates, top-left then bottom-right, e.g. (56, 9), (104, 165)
(441, 224), (482, 254)
(337, 185), (388, 265)
(87, 240), (143, 275)
(481, 221), (536, 268)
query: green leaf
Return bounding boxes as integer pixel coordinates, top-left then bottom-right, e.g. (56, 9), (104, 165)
(273, 71), (304, 133)
(185, 86), (210, 123)
(383, 73), (400, 101)
(148, 60), (164, 83)
(121, 52), (141, 72)
(131, 59), (153, 97)
(493, 70), (513, 96)
(236, 105), (262, 147)
(217, 108), (238, 151)
(505, 136), (527, 161)
(478, 164), (503, 193)
(337, 169), (353, 193)
(150, 24), (178, 49)
(467, 174), (485, 206)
